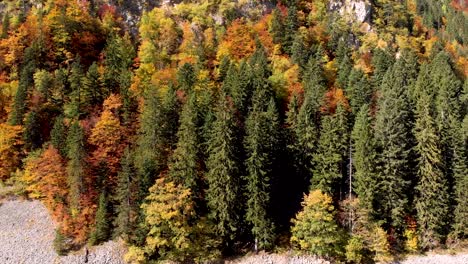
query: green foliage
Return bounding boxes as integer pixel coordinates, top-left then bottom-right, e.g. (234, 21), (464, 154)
(352, 105), (377, 212)
(23, 110), (42, 151)
(168, 94), (200, 193)
(66, 121), (86, 215)
(89, 191), (111, 245)
(244, 97), (280, 250)
(50, 115), (67, 157)
(82, 62), (103, 107)
(138, 178), (220, 263)
(291, 189), (345, 258)
(54, 227), (73, 256)
(312, 103), (349, 194)
(114, 148), (138, 240)
(346, 236), (365, 264)
(452, 115), (468, 240)
(346, 69), (372, 114)
(206, 94), (241, 243)
(414, 92), (449, 249)
(374, 59), (413, 232)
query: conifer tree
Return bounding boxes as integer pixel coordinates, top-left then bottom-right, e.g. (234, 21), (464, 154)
(51, 115), (67, 157)
(312, 103), (349, 195)
(167, 94), (200, 194)
(414, 92), (449, 249)
(114, 147), (137, 240)
(66, 121), (86, 215)
(23, 110), (42, 151)
(337, 54), (353, 89)
(90, 191), (110, 245)
(270, 8), (284, 46)
(374, 61), (413, 231)
(103, 33), (135, 93)
(284, 5), (299, 55)
(346, 69), (372, 114)
(176, 63), (196, 92)
(1, 12), (9, 39)
(244, 97), (280, 250)
(82, 62), (103, 107)
(371, 48), (394, 88)
(68, 59), (84, 118)
(351, 105), (377, 212)
(206, 94), (241, 244)
(452, 115), (468, 239)
(135, 89), (164, 200)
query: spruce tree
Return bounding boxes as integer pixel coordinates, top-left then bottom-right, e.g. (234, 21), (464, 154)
(176, 63), (196, 92)
(374, 61), (413, 232)
(1, 12), (9, 39)
(337, 53), (353, 89)
(66, 121), (86, 215)
(82, 62), (103, 107)
(23, 110), (42, 151)
(90, 191), (110, 245)
(283, 5), (298, 55)
(371, 48), (394, 88)
(244, 97), (280, 250)
(135, 89), (164, 200)
(114, 147), (137, 240)
(452, 115), (468, 239)
(51, 115), (67, 157)
(167, 94), (201, 194)
(206, 94), (241, 245)
(270, 8), (284, 46)
(414, 92), (449, 249)
(346, 69), (372, 114)
(312, 103), (349, 195)
(351, 105), (377, 212)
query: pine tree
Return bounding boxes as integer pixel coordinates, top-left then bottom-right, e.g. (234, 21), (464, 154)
(414, 92), (449, 249)
(114, 147), (137, 240)
(374, 61), (413, 231)
(66, 120), (86, 215)
(244, 97), (280, 250)
(206, 94), (241, 244)
(291, 189), (344, 258)
(351, 105), (377, 212)
(50, 115), (67, 157)
(89, 191), (110, 245)
(167, 94), (201, 194)
(291, 34), (308, 68)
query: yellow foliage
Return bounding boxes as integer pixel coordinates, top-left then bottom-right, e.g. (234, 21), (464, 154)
(0, 124), (23, 181)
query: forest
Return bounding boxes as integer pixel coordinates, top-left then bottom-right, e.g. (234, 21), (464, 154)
(0, 0), (467, 263)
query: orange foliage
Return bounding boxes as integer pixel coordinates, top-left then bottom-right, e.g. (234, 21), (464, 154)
(24, 145), (69, 222)
(0, 124), (23, 181)
(89, 94), (125, 183)
(217, 19), (256, 61)
(253, 14), (275, 55)
(321, 88), (350, 114)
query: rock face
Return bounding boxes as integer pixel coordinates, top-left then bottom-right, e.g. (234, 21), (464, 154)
(329, 0), (372, 24)
(0, 198), (126, 264)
